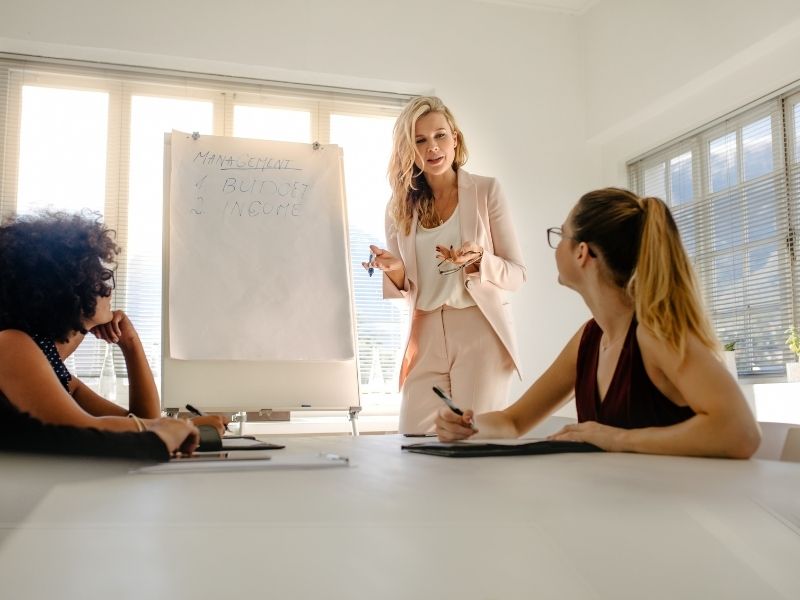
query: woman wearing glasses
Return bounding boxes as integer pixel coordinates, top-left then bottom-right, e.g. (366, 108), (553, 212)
(0, 211), (223, 457)
(364, 96), (526, 434)
(435, 188), (761, 458)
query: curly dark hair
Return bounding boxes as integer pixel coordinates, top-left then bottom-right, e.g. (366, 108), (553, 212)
(0, 211), (120, 343)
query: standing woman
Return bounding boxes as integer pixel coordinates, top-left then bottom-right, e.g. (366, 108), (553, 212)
(365, 96), (526, 434)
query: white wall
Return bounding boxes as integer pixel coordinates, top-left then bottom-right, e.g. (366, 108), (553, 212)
(581, 0), (800, 183)
(0, 0), (594, 397)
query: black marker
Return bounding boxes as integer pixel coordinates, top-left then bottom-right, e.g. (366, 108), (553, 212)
(367, 253), (374, 277)
(185, 403), (231, 432)
(185, 403), (204, 417)
(432, 386), (477, 431)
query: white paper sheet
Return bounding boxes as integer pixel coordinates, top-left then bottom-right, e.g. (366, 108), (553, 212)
(168, 132), (354, 360)
(132, 452), (349, 474)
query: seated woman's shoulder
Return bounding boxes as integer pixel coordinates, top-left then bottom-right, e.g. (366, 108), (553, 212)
(635, 323), (712, 366)
(633, 323), (672, 359)
(634, 322), (658, 344)
(0, 329), (37, 352)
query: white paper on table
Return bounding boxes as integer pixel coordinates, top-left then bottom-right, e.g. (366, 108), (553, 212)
(131, 452), (349, 474)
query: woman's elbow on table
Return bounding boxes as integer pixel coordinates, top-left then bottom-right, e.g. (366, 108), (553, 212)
(728, 420), (762, 459)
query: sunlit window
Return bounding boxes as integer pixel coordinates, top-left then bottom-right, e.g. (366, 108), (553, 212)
(630, 103), (795, 376)
(643, 162), (666, 198)
(233, 105), (311, 142)
(17, 86), (108, 215)
(126, 96), (214, 380)
(16, 85), (110, 380)
(3, 63), (405, 418)
(330, 114), (407, 407)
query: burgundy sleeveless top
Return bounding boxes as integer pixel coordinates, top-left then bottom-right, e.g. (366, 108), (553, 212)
(575, 319), (695, 428)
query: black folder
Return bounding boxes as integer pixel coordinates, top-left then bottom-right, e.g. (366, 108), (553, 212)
(197, 426), (284, 452)
(401, 439), (603, 457)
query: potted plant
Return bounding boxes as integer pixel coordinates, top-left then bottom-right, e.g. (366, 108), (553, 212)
(785, 326), (800, 382)
(723, 341), (738, 380)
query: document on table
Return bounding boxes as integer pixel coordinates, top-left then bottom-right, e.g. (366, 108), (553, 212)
(401, 439), (602, 457)
(219, 437), (285, 450)
(459, 437), (546, 445)
(131, 452), (349, 474)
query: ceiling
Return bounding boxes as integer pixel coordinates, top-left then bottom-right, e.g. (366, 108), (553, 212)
(473, 0), (600, 16)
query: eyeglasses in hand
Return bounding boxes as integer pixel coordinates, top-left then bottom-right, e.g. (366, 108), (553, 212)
(437, 251), (483, 275)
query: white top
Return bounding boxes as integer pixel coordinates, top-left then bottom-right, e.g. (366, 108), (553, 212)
(1, 430), (799, 599)
(414, 204), (476, 311)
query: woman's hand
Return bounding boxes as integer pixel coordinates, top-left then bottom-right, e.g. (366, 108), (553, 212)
(90, 310), (138, 348)
(547, 421), (626, 452)
(435, 406), (478, 442)
(148, 418), (200, 455)
(436, 241), (483, 266)
(190, 414), (230, 436)
(362, 244), (404, 274)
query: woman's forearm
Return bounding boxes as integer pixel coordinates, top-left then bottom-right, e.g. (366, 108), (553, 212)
(617, 413), (761, 459)
(471, 410), (522, 439)
(117, 336), (161, 419)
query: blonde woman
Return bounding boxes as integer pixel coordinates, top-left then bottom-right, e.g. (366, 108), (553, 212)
(364, 97), (526, 434)
(435, 188), (761, 458)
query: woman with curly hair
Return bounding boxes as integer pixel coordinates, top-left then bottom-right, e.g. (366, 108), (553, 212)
(0, 211), (222, 458)
(364, 96), (526, 434)
(435, 189), (761, 458)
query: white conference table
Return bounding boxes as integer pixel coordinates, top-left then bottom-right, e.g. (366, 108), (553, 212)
(1, 433), (799, 600)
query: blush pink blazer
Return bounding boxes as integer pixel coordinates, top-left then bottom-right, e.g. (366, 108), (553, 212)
(383, 169), (527, 387)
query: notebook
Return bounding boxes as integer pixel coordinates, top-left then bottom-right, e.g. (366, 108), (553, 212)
(401, 438), (603, 457)
(197, 426), (284, 452)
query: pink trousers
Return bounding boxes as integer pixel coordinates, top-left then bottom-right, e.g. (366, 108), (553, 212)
(400, 305), (514, 434)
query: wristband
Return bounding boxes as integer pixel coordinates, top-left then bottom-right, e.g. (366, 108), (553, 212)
(128, 413), (147, 432)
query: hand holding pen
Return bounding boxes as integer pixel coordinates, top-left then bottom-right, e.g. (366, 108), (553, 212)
(366, 253), (374, 277)
(185, 403), (231, 435)
(362, 245), (403, 276)
(432, 386), (478, 440)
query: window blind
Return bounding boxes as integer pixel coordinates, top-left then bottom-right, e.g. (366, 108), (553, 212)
(629, 95), (800, 377)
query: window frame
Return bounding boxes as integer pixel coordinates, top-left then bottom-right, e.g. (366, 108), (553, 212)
(629, 93), (800, 379)
(0, 54), (410, 405)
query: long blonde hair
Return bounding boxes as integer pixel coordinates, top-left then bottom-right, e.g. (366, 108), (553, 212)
(387, 96), (468, 235)
(571, 188), (718, 358)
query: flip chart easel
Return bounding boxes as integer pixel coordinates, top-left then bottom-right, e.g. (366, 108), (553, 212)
(161, 131), (360, 433)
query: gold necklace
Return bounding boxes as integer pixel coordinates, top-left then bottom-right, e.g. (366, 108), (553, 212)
(433, 188), (457, 225)
(600, 332), (626, 352)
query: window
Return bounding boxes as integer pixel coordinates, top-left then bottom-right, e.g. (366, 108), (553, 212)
(629, 94), (800, 377)
(0, 56), (409, 407)
(329, 113), (407, 392)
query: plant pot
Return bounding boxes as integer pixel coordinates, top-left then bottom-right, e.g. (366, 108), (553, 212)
(723, 350), (738, 380)
(786, 361), (800, 382)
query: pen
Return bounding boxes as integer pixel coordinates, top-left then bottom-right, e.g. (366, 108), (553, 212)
(432, 386), (477, 431)
(367, 253), (374, 277)
(185, 403), (232, 432)
(185, 403), (204, 417)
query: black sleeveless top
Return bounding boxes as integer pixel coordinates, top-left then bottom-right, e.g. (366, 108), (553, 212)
(575, 319), (695, 428)
(30, 333), (72, 390)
